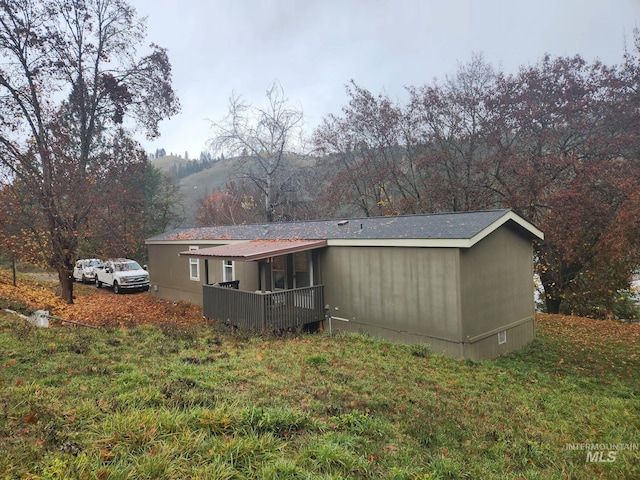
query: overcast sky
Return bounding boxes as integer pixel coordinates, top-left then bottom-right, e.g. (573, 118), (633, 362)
(128, 0), (639, 159)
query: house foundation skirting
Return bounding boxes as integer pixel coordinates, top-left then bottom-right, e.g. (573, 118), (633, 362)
(149, 284), (204, 307)
(326, 317), (536, 361)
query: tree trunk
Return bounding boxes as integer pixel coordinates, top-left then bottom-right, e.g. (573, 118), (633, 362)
(57, 265), (74, 304)
(265, 174), (274, 222)
(11, 256), (17, 287)
(545, 296), (561, 314)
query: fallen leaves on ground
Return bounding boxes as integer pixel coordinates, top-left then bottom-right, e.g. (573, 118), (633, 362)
(0, 272), (68, 312)
(537, 313), (640, 350)
(0, 270), (205, 327)
(536, 313), (640, 378)
(54, 289), (206, 328)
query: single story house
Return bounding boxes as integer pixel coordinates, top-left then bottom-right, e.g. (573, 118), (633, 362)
(145, 209), (543, 360)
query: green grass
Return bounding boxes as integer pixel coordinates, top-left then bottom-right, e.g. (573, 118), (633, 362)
(0, 313), (638, 479)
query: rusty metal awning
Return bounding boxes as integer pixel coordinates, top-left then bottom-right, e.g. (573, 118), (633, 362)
(179, 239), (327, 261)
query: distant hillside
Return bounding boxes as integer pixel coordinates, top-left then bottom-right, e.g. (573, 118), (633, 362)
(151, 155), (191, 176)
(178, 158), (239, 226)
(149, 155), (236, 226)
(154, 154), (317, 227)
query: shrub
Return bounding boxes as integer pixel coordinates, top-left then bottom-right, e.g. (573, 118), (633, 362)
(613, 290), (640, 322)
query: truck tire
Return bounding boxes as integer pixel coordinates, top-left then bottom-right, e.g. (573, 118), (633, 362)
(113, 281), (120, 294)
(96, 278), (102, 288)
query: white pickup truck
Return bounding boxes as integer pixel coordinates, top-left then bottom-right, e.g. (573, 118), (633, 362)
(95, 258), (150, 294)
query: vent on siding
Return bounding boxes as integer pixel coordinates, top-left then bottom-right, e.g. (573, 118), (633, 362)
(498, 330), (507, 345)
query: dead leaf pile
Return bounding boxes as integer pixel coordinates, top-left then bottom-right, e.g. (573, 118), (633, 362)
(537, 313), (640, 350)
(0, 271), (205, 327)
(536, 313), (640, 377)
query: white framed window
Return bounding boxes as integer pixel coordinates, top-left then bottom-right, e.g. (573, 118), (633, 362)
(223, 260), (234, 282)
(189, 246), (199, 281)
(498, 330), (507, 345)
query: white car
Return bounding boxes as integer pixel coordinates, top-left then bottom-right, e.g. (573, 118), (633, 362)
(72, 258), (104, 284)
(95, 258), (150, 294)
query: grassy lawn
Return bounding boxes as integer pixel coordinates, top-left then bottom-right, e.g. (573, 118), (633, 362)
(0, 273), (638, 478)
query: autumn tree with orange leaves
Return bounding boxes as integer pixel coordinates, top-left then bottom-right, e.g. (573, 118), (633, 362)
(195, 188), (249, 227)
(0, 182), (50, 280)
(0, 0), (180, 303)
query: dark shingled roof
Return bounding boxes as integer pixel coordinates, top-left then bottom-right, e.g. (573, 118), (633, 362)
(147, 209), (541, 243)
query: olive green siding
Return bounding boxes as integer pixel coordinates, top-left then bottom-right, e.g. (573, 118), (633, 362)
(319, 228), (536, 360)
(458, 226), (537, 359)
(459, 226), (535, 345)
(147, 243), (258, 306)
(147, 244), (203, 304)
(146, 223), (537, 360)
(320, 246), (462, 341)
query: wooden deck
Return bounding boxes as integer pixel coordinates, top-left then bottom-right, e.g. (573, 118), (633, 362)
(202, 284), (325, 331)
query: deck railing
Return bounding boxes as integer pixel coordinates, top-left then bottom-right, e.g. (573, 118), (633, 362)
(203, 284), (325, 331)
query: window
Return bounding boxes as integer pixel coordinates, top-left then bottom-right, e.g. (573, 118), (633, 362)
(223, 260), (234, 282)
(189, 246), (199, 281)
(498, 331), (507, 345)
(294, 251), (312, 288)
(272, 256), (286, 290)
